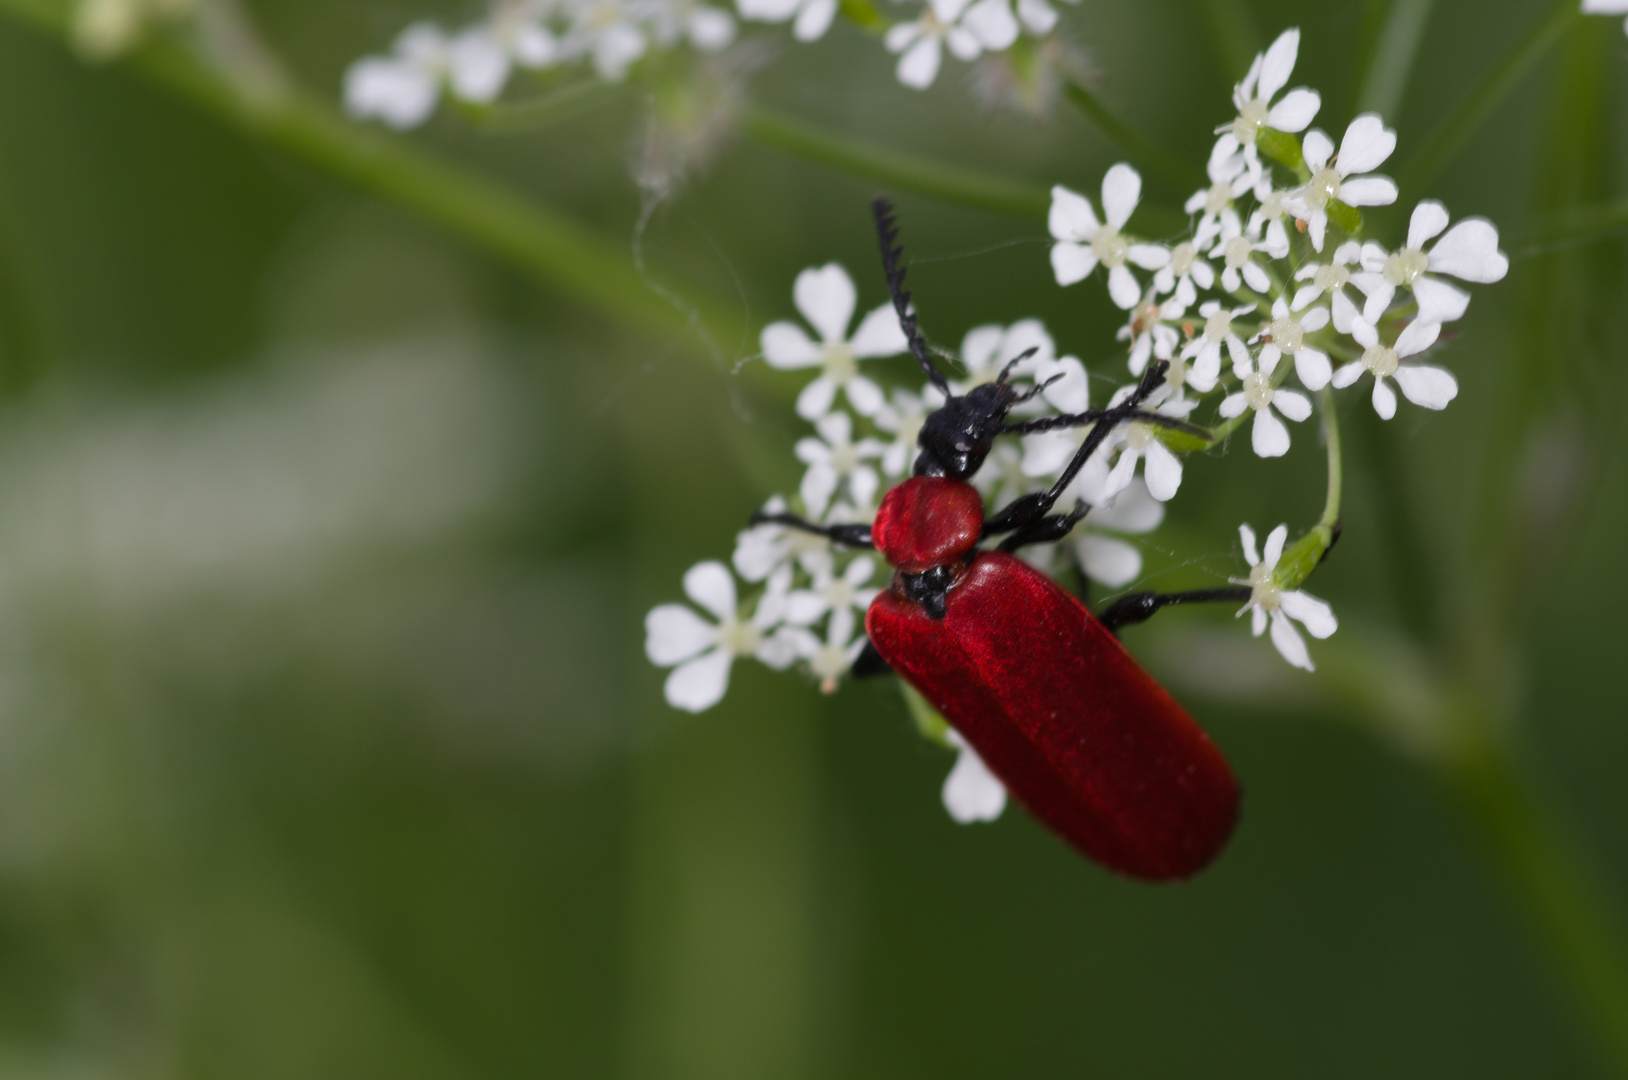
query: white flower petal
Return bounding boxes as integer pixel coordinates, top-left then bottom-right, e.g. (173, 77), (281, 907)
(1076, 534), (1142, 588)
(1048, 184), (1101, 241)
(1252, 407), (1291, 457)
(1331, 288), (1358, 333)
(942, 733), (1007, 823)
(1263, 523), (1288, 568)
(1107, 265), (1141, 309)
(1428, 218), (1509, 283)
(1036, 355), (1090, 414)
(1257, 27), (1299, 102)
(1393, 363), (1459, 410)
(683, 561), (737, 620)
(795, 376), (838, 420)
(896, 34), (941, 89)
(1413, 277), (1471, 323)
(1251, 605), (1268, 637)
(1371, 377), (1397, 419)
(1050, 242), (1099, 286)
(1281, 590), (1338, 638)
(1092, 477), (1164, 533)
(1101, 163), (1142, 231)
(1218, 391), (1248, 419)
(1142, 439), (1183, 501)
(1242, 261), (1271, 293)
(794, 264), (857, 344)
(1337, 113), (1397, 175)
(1295, 347), (1331, 391)
(794, 0), (838, 39)
(646, 604), (718, 665)
(1331, 360), (1366, 389)
(1394, 318), (1442, 357)
(1408, 200), (1451, 249)
(1301, 129), (1334, 173)
(1016, 0), (1057, 34)
(962, 0), (1019, 49)
(1266, 87), (1320, 132)
(801, 462), (837, 517)
(448, 30), (510, 102)
(761, 320), (822, 368)
(1273, 388), (1313, 421)
(845, 375), (886, 416)
(1238, 521), (1260, 565)
(344, 59), (440, 129)
(1102, 448), (1139, 500)
(665, 648), (734, 711)
(849, 303), (908, 357)
(1127, 244), (1171, 270)
(1337, 176), (1399, 207)
(1268, 610), (1314, 671)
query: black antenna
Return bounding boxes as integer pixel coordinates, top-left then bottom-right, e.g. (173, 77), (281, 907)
(872, 197), (951, 396)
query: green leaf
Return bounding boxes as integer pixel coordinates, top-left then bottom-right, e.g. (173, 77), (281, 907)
(839, 0), (888, 31)
(1155, 425), (1215, 454)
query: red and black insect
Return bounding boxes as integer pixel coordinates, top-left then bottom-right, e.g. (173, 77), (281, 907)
(755, 199), (1251, 881)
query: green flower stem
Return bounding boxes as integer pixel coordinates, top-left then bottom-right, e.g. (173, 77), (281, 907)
(0, 0), (755, 365)
(1316, 384), (1342, 531)
(1399, 0), (1579, 195)
(1272, 385), (1340, 591)
(740, 105), (1050, 220)
(1063, 81), (1200, 193)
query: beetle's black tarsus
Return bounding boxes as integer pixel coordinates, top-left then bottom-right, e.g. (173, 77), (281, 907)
(852, 639), (893, 678)
(1096, 586), (1252, 635)
(999, 499), (1091, 552)
(750, 511), (874, 549)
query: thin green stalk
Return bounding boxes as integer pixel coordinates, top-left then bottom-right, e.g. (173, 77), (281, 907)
(741, 105), (1050, 220)
(1317, 385), (1342, 531)
(1063, 81), (1200, 193)
(1398, 0), (1578, 195)
(1436, 726), (1628, 1076)
(1356, 0), (1438, 119)
(0, 0), (747, 358)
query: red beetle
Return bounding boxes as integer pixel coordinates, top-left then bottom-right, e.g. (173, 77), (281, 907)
(756, 200), (1245, 880)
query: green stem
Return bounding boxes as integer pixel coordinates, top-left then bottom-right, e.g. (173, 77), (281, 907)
(1435, 726), (1628, 1076)
(1355, 0), (1438, 119)
(1063, 81), (1200, 194)
(0, 0), (748, 357)
(1398, 0), (1578, 195)
(1317, 385), (1342, 531)
(740, 105), (1050, 220)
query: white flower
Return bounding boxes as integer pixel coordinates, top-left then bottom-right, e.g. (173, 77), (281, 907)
(1254, 296), (1333, 391)
(1048, 165), (1172, 309)
(974, 441), (1041, 513)
(873, 386), (929, 478)
(942, 728), (1007, 823)
(955, 318), (1055, 390)
(1332, 318), (1457, 420)
(1283, 114), (1399, 252)
(732, 495), (834, 582)
(559, 0), (650, 80)
(1073, 478), (1164, 588)
(1152, 240), (1217, 316)
(1355, 201), (1510, 325)
(1016, 354), (1094, 478)
(1185, 142), (1257, 251)
(736, 0), (837, 40)
(645, 0), (738, 52)
(645, 561), (800, 711)
(1179, 300), (1254, 392)
(761, 264), (908, 419)
(1213, 28), (1322, 156)
(344, 23), (450, 130)
(1098, 394), (1187, 503)
(884, 0), (1018, 90)
(786, 555), (880, 627)
(1118, 293), (1181, 376)
(801, 605), (870, 693)
(795, 411), (885, 518)
(1232, 523), (1338, 671)
(1290, 241), (1366, 333)
(1211, 207), (1287, 295)
(1582, 0), (1628, 35)
(1218, 350), (1314, 458)
(445, 3), (559, 104)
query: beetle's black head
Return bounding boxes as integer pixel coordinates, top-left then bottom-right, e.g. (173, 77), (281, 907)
(912, 376), (1019, 480)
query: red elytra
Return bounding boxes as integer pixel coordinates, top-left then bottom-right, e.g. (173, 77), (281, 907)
(865, 477), (1239, 881)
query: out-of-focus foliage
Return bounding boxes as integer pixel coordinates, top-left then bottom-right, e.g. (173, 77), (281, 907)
(0, 0), (1622, 1076)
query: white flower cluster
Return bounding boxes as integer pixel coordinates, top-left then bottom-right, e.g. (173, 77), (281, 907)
(344, 0), (736, 129)
(647, 26), (1509, 825)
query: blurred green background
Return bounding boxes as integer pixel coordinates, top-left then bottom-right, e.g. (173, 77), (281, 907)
(0, 0), (1623, 1075)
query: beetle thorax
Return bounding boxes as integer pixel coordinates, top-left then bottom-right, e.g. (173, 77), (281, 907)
(872, 476), (984, 574)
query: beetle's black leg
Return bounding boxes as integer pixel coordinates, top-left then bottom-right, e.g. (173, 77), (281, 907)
(982, 361), (1173, 540)
(997, 499), (1091, 552)
(851, 638), (893, 678)
(999, 408), (1208, 440)
(1095, 586), (1253, 634)
(750, 511), (874, 549)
